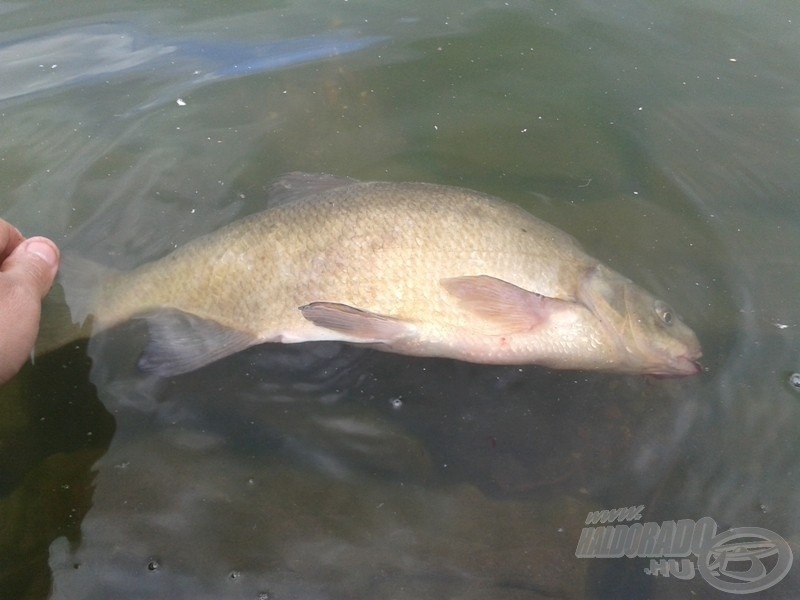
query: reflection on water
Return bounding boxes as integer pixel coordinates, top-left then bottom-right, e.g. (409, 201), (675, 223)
(0, 23), (386, 110)
(0, 344), (113, 600)
(45, 331), (704, 599)
(48, 437), (589, 600)
(1, 0), (799, 598)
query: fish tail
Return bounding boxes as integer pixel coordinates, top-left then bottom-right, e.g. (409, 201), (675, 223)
(34, 254), (111, 355)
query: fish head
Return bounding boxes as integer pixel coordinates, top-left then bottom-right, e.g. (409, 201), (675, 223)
(578, 265), (702, 375)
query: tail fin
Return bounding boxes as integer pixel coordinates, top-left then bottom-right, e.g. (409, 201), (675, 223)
(35, 282), (92, 355)
(35, 254), (112, 356)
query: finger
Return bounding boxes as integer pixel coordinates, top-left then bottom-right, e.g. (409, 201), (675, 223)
(1, 236), (60, 298)
(0, 219), (25, 263)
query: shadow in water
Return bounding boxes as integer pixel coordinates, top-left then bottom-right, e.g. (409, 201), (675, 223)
(0, 342), (114, 600)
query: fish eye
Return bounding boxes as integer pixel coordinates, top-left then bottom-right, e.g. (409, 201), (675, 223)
(655, 301), (673, 326)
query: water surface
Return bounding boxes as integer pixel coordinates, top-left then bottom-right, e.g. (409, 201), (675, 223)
(1, 1), (799, 598)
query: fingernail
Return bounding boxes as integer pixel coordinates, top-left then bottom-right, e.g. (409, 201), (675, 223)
(24, 238), (59, 268)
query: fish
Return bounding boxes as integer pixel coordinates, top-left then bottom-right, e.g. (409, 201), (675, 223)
(49, 172), (702, 377)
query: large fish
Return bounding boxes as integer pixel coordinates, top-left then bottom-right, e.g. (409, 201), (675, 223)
(52, 172), (702, 377)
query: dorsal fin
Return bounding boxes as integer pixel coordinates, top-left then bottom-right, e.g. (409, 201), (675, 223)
(267, 172), (359, 207)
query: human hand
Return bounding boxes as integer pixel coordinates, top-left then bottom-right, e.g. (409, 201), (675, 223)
(0, 219), (60, 385)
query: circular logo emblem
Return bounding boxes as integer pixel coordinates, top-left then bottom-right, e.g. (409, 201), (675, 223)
(697, 527), (793, 594)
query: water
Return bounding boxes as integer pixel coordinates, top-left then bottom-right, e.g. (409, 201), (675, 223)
(1, 1), (799, 598)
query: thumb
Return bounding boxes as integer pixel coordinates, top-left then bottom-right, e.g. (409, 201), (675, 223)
(2, 237), (60, 297)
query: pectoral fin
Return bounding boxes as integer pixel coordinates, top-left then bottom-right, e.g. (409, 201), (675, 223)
(137, 310), (257, 377)
(299, 302), (413, 343)
(441, 275), (569, 332)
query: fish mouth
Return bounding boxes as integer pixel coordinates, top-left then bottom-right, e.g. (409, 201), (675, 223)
(672, 356), (703, 376)
(649, 354), (703, 377)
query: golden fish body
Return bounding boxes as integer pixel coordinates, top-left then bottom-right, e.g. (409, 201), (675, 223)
(75, 173), (701, 376)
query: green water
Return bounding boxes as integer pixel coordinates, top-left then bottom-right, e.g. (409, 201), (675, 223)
(1, 1), (799, 598)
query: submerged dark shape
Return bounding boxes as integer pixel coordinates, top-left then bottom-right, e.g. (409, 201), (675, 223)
(0, 22), (386, 106)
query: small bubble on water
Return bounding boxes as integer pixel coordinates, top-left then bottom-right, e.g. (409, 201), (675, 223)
(147, 559), (160, 572)
(389, 397), (403, 410)
(789, 372), (800, 390)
